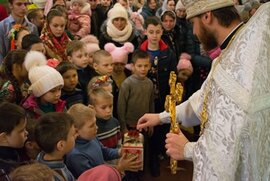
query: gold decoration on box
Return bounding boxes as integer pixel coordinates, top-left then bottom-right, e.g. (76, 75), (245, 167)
(165, 71), (183, 174)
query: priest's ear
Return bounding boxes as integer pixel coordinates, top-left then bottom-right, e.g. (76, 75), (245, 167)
(0, 132), (7, 144)
(201, 12), (213, 24)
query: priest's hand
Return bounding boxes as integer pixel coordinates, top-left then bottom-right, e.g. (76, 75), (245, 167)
(165, 132), (189, 160)
(136, 113), (160, 132)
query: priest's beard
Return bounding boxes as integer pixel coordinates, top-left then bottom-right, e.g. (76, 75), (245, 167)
(198, 22), (218, 51)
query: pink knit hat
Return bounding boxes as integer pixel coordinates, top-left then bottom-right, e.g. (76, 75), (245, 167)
(77, 165), (121, 181)
(177, 58), (193, 72)
(104, 42), (134, 64)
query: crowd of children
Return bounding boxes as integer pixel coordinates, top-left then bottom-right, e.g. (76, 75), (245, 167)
(0, 0), (264, 180)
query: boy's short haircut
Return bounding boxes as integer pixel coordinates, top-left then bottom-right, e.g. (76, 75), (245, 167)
(66, 40), (85, 57)
(35, 112), (74, 154)
(9, 162), (54, 181)
(56, 61), (78, 75)
(93, 50), (111, 64)
(0, 102), (26, 134)
(144, 16), (162, 29)
(132, 49), (150, 64)
(22, 34), (42, 51)
(89, 88), (113, 105)
(68, 103), (96, 129)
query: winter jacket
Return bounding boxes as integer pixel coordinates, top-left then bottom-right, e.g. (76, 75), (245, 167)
(22, 95), (66, 119)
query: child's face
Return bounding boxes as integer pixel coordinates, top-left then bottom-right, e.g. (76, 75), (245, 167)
(101, 0), (111, 7)
(93, 56), (113, 76)
(62, 125), (77, 154)
(178, 69), (192, 82)
(33, 10), (45, 29)
(62, 69), (78, 91)
(69, 47), (89, 69)
(49, 16), (66, 38)
(77, 116), (97, 140)
(145, 24), (163, 46)
(113, 62), (125, 74)
(133, 58), (150, 79)
(71, 2), (83, 13)
(30, 43), (46, 55)
(93, 97), (113, 120)
(40, 85), (62, 104)
(4, 119), (28, 148)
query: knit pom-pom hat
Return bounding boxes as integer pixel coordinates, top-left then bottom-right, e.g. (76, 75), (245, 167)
(80, 35), (100, 53)
(24, 51), (47, 72)
(107, 3), (129, 21)
(104, 42), (134, 64)
(27, 52), (63, 97)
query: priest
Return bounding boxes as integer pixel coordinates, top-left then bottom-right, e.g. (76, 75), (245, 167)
(137, 0), (270, 180)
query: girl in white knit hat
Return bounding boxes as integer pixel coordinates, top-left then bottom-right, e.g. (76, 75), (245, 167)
(22, 52), (66, 119)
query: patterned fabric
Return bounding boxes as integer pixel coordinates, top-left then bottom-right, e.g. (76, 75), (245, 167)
(0, 81), (29, 104)
(40, 25), (70, 62)
(161, 3), (270, 180)
(0, 81), (15, 103)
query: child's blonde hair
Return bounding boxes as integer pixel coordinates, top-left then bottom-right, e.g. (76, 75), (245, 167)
(9, 162), (54, 181)
(88, 88), (113, 105)
(87, 75), (113, 95)
(67, 103), (96, 129)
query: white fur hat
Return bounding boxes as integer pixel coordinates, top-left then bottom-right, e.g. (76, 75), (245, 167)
(24, 51), (47, 72)
(107, 3), (129, 20)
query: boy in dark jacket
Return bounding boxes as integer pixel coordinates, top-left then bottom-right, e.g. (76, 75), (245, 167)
(139, 16), (177, 177)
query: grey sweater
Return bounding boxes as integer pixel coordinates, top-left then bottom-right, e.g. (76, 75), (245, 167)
(117, 74), (154, 131)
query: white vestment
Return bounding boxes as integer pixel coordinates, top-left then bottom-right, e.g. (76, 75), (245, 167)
(160, 2), (270, 180)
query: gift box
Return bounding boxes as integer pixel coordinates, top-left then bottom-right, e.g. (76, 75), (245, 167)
(122, 131), (144, 170)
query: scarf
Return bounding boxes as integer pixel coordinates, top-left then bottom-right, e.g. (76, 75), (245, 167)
(40, 25), (70, 62)
(106, 19), (133, 43)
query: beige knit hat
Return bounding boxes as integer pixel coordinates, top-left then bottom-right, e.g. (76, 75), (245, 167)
(28, 65), (64, 97)
(175, 0), (185, 10)
(107, 3), (129, 20)
(181, 0), (234, 19)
